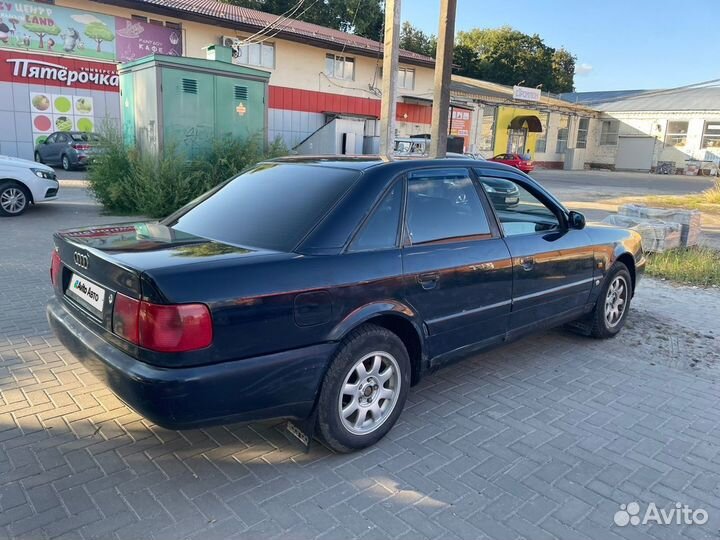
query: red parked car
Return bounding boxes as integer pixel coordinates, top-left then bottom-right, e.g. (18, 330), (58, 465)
(490, 153), (534, 173)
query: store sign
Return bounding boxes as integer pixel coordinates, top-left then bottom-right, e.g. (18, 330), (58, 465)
(513, 85), (541, 102)
(0, 1), (117, 61)
(115, 19), (181, 62)
(0, 50), (119, 90)
(0, 0), (182, 62)
(449, 107), (473, 151)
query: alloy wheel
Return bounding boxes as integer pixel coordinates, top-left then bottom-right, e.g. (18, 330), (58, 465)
(604, 275), (628, 328)
(0, 187), (27, 214)
(338, 351), (401, 435)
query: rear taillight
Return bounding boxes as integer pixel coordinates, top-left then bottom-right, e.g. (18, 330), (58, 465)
(50, 250), (62, 286)
(72, 144), (90, 151)
(113, 293), (140, 344)
(112, 293), (212, 352)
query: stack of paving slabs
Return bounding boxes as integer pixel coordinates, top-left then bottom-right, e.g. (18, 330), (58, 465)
(619, 204), (702, 247)
(602, 214), (681, 253)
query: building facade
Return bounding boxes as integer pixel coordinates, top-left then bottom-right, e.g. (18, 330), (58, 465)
(563, 87), (720, 173)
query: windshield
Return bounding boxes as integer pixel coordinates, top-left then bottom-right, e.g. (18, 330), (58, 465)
(165, 163), (360, 251)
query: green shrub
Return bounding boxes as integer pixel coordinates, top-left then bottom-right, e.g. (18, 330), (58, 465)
(88, 133), (288, 218)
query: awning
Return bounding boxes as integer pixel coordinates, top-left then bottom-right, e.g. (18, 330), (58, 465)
(509, 115), (543, 132)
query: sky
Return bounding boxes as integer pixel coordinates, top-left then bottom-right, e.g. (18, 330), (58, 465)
(402, 0), (719, 92)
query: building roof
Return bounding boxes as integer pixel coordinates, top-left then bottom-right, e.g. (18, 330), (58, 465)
(560, 86), (720, 112)
(450, 75), (596, 114)
(98, 0), (435, 67)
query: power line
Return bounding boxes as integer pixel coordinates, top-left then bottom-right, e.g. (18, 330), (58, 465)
(241, 0), (322, 46)
(232, 0), (305, 46)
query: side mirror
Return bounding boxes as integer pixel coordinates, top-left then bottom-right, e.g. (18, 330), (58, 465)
(568, 210), (586, 230)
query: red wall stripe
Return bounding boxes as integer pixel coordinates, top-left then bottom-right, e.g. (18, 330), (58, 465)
(268, 85), (431, 124)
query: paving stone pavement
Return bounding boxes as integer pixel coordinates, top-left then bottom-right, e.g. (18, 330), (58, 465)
(1, 190), (720, 540)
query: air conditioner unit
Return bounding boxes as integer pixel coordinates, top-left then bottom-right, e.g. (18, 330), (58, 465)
(221, 35), (239, 48)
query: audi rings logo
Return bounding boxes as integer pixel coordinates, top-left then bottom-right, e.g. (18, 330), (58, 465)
(73, 252), (89, 269)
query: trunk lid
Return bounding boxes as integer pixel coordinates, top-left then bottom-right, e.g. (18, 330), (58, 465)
(53, 221), (284, 323)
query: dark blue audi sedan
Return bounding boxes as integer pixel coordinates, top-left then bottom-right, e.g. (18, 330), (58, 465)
(47, 157), (644, 452)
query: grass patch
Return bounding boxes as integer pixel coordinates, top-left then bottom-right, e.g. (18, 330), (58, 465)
(646, 246), (720, 287)
(645, 183), (720, 215)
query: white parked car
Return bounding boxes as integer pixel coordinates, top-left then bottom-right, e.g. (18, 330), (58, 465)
(0, 155), (59, 216)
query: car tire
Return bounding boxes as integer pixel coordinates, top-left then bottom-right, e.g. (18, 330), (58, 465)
(589, 262), (633, 339)
(316, 324), (410, 453)
(61, 154), (72, 171)
(34, 151), (43, 164)
(0, 181), (30, 217)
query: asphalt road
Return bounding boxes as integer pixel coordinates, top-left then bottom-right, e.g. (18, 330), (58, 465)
(532, 169), (716, 201)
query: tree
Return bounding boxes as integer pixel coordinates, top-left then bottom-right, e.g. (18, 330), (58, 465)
(551, 48), (576, 94)
(399, 22), (436, 57)
(22, 22), (61, 49)
(221, 0), (384, 41)
(455, 26), (576, 93)
(84, 22), (115, 53)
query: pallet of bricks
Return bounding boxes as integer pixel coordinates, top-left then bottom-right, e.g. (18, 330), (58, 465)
(601, 204), (701, 253)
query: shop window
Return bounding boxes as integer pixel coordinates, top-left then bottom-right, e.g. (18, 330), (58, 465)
(477, 106), (496, 151)
(702, 121), (720, 148)
(234, 42), (275, 69)
(534, 112), (549, 153)
(556, 115), (569, 153)
(326, 54), (355, 81)
(665, 121), (688, 146)
(600, 120), (619, 145)
(576, 118), (589, 149)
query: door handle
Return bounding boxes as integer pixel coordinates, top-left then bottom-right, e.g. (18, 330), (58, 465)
(519, 256), (535, 271)
(417, 272), (440, 290)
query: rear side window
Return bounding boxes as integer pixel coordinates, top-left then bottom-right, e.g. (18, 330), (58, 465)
(167, 163), (359, 251)
(406, 168), (491, 244)
(349, 181), (402, 252)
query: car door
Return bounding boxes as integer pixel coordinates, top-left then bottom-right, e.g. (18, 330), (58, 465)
(474, 168), (595, 336)
(40, 133), (58, 163)
(401, 167), (513, 363)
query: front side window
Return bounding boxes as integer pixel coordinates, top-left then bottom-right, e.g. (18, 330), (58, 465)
(556, 115), (570, 153)
(477, 175), (559, 236)
(702, 121), (720, 148)
(349, 182), (402, 252)
(406, 169), (491, 245)
(576, 118), (590, 149)
(665, 121), (688, 146)
(326, 54), (355, 80)
(166, 163), (359, 251)
(600, 120), (619, 145)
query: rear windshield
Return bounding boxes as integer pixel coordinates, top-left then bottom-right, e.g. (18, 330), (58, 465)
(70, 133), (100, 141)
(165, 163), (360, 251)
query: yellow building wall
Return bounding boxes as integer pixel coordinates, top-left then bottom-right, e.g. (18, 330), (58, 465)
(56, 0), (435, 99)
(494, 106), (541, 158)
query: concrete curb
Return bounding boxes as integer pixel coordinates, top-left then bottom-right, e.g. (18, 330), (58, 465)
(59, 179), (90, 188)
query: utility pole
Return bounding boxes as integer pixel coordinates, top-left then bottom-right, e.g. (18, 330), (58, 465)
(378, 0), (401, 157)
(429, 0), (457, 158)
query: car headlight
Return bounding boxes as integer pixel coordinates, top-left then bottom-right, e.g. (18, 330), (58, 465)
(31, 168), (56, 180)
(484, 186), (498, 193)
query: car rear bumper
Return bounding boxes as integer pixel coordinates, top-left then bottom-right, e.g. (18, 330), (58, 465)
(47, 297), (335, 429)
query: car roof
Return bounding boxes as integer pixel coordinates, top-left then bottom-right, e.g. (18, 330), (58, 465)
(267, 155), (515, 173)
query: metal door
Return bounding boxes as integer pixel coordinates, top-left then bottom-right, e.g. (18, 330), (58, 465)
(615, 136), (654, 171)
